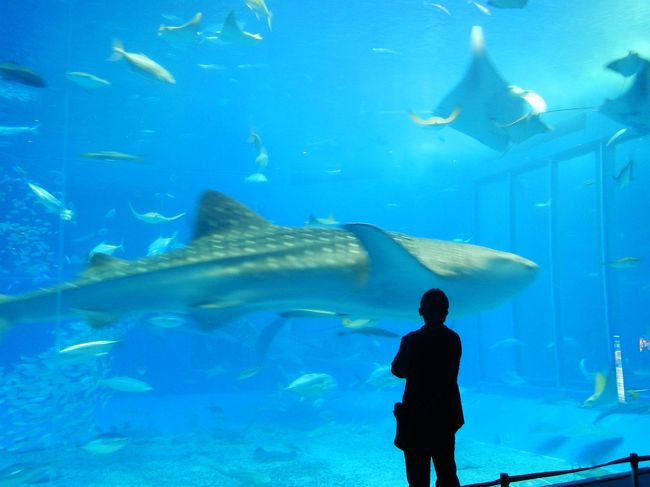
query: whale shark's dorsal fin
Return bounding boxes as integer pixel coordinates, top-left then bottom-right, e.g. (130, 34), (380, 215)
(194, 190), (273, 240)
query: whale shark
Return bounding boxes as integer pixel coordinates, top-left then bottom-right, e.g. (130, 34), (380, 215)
(0, 190), (538, 333)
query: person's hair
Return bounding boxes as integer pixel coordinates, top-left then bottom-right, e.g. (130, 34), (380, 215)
(419, 288), (449, 324)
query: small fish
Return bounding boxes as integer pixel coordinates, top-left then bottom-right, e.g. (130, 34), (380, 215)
(80, 434), (129, 454)
(210, 11), (263, 44)
(338, 327), (399, 338)
(252, 150), (268, 168)
(424, 2), (452, 16)
(582, 179), (596, 187)
(236, 63), (270, 70)
(89, 241), (124, 259)
(606, 128), (627, 146)
(147, 232), (177, 256)
(471, 2), (491, 15)
(58, 340), (119, 361)
(606, 51), (649, 77)
(197, 63), (227, 71)
(245, 172), (268, 183)
(248, 130), (269, 168)
(0, 123), (39, 136)
(640, 337), (650, 352)
(66, 71), (110, 90)
(0, 462), (50, 484)
(306, 214), (339, 226)
(487, 0), (527, 8)
(129, 203), (186, 223)
(0, 62), (46, 87)
(364, 364), (401, 389)
(109, 39), (176, 84)
(27, 182), (74, 221)
(80, 151), (143, 162)
(612, 159), (634, 188)
(489, 337), (524, 350)
(342, 318), (376, 328)
(147, 313), (185, 329)
(237, 367), (262, 380)
(409, 107), (461, 126)
(371, 47), (401, 55)
(101, 376), (153, 392)
(605, 256), (641, 269)
(452, 233), (473, 243)
(245, 0), (273, 30)
(285, 373), (337, 398)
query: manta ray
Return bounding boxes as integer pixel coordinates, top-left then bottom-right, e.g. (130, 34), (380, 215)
(0, 190), (538, 334)
(601, 52), (650, 132)
(420, 26), (550, 151)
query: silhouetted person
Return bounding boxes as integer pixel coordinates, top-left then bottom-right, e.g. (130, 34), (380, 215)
(392, 288), (464, 487)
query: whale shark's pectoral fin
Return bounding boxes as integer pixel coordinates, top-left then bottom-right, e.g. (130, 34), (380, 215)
(255, 315), (290, 366)
(343, 223), (439, 284)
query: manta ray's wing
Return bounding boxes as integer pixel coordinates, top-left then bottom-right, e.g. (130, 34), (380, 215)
(601, 63), (650, 132)
(433, 26), (546, 151)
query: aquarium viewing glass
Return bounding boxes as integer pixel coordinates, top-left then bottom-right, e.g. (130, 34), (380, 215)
(0, 1), (648, 485)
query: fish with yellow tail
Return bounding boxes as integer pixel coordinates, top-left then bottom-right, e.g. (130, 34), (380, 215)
(109, 39), (176, 84)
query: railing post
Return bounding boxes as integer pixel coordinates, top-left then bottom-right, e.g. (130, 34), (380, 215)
(499, 473), (510, 487)
(630, 453), (639, 487)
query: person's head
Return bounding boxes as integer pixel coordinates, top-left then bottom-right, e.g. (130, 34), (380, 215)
(419, 288), (449, 325)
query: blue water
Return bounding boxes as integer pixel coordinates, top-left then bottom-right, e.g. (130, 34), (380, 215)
(1, 0), (649, 485)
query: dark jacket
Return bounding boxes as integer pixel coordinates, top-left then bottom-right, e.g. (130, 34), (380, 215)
(391, 323), (464, 451)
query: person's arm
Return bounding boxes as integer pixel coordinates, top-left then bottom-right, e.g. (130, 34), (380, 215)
(391, 336), (410, 378)
(452, 334), (462, 379)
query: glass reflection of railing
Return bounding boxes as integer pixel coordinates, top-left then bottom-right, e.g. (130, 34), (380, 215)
(464, 453), (650, 487)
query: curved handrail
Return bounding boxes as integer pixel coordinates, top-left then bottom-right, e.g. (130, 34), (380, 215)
(463, 453), (650, 487)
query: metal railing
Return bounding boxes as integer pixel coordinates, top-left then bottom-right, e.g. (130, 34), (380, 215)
(465, 453), (649, 487)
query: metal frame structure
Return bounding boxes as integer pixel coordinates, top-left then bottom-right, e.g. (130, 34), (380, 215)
(471, 133), (637, 388)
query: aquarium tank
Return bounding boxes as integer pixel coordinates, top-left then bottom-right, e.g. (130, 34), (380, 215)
(0, 0), (649, 485)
